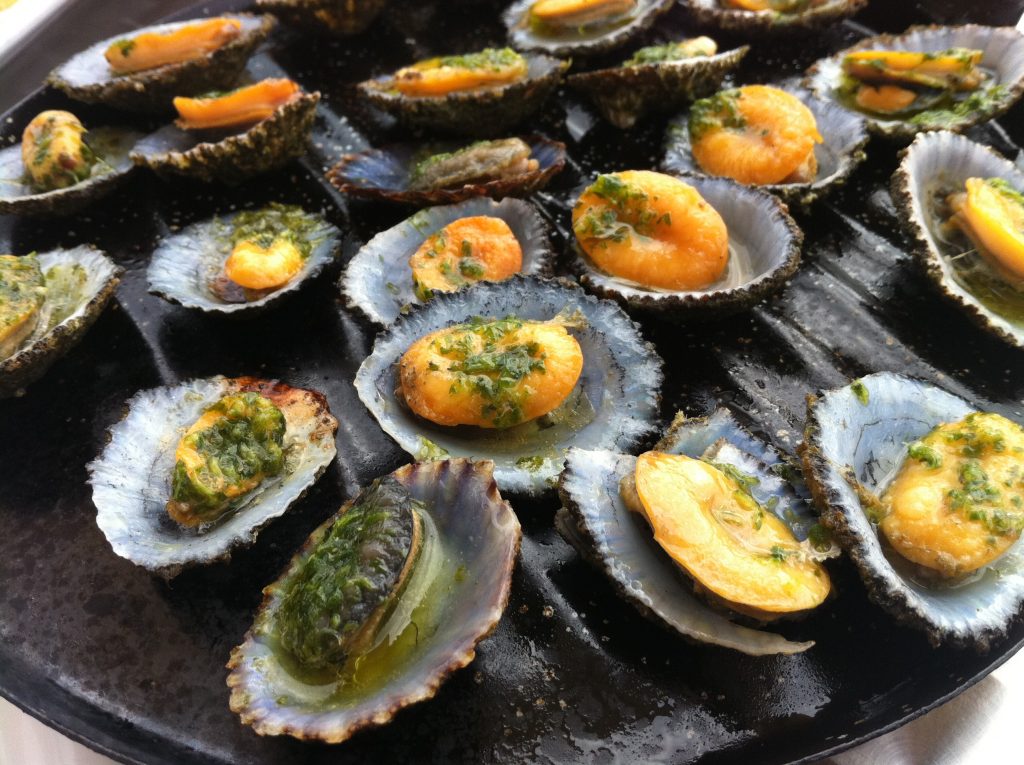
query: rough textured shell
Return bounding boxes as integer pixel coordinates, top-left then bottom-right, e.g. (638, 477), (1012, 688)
(256, 0), (389, 36)
(891, 131), (1024, 349)
(326, 134), (566, 206)
(355, 275), (663, 495)
(0, 247), (120, 398)
(799, 372), (1024, 650)
(0, 126), (144, 217)
(148, 208), (342, 315)
(226, 458), (521, 742)
(573, 175), (802, 317)
(130, 92), (320, 183)
(89, 376), (339, 577)
(805, 25), (1024, 139)
(359, 53), (569, 137)
(555, 408), (819, 655)
(663, 87), (869, 208)
(680, 0), (867, 35)
(568, 45), (749, 129)
(342, 197), (554, 326)
(503, 0), (675, 57)
(48, 14), (275, 113)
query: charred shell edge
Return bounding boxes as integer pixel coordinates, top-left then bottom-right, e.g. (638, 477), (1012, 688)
(47, 14), (277, 113)
(88, 377), (339, 578)
(503, 0), (676, 57)
(662, 87), (869, 208)
(891, 130), (1024, 349)
(341, 196), (556, 327)
(226, 458), (521, 743)
(797, 371), (1022, 650)
(555, 448), (815, 655)
(147, 210), (342, 315)
(130, 93), (320, 183)
(804, 24), (1024, 139)
(353, 274), (664, 495)
(326, 134), (567, 206)
(567, 46), (750, 129)
(0, 247), (121, 398)
(256, 0), (389, 36)
(680, 0), (868, 35)
(572, 175), (803, 318)
(0, 127), (145, 217)
(359, 54), (570, 137)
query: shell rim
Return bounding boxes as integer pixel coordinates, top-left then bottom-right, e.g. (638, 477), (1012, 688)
(890, 130), (1024, 349)
(502, 0), (677, 57)
(0, 247), (122, 397)
(47, 13), (277, 105)
(146, 207), (343, 315)
(803, 24), (1024, 138)
(661, 87), (870, 208)
(680, 0), (869, 34)
(88, 375), (340, 578)
(325, 134), (567, 206)
(570, 174), (804, 316)
(353, 274), (665, 495)
(339, 196), (556, 327)
(225, 458), (522, 743)
(797, 371), (1021, 650)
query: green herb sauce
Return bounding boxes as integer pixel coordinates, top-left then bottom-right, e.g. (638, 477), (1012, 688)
(169, 392), (285, 523)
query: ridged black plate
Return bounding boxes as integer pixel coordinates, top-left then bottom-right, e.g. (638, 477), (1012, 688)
(2, 1), (1024, 764)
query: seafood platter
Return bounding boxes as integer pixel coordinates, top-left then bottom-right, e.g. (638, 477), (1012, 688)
(2, 0), (1024, 763)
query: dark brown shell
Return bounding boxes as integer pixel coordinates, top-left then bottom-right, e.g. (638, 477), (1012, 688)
(47, 14), (276, 113)
(1, 248), (121, 399)
(255, 0), (389, 35)
(680, 0), (868, 36)
(358, 54), (569, 137)
(130, 92), (320, 183)
(326, 134), (566, 205)
(568, 46), (749, 129)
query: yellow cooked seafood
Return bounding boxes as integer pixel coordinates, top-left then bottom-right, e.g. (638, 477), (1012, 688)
(688, 86), (822, 186)
(225, 239), (304, 290)
(572, 170), (729, 291)
(173, 78), (301, 131)
(625, 451), (831, 618)
(409, 216), (523, 300)
(530, 0), (636, 28)
(104, 18), (243, 74)
(842, 49), (984, 92)
(21, 110), (95, 192)
(725, 0), (824, 10)
(947, 177), (1024, 285)
(167, 390), (286, 526)
(399, 316), (583, 428)
(0, 255), (45, 360)
(879, 413), (1024, 578)
(391, 48), (528, 97)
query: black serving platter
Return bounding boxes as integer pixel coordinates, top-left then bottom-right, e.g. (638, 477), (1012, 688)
(2, 1), (1024, 763)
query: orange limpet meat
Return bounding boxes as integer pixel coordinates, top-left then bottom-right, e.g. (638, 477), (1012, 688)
(173, 79), (301, 130)
(104, 18), (242, 74)
(392, 52), (528, 97)
(573, 170), (729, 291)
(949, 178), (1024, 283)
(530, 0), (636, 27)
(409, 216), (523, 299)
(225, 238), (304, 290)
(854, 84), (918, 114)
(398, 319), (583, 429)
(632, 451), (831, 616)
(691, 85), (822, 186)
